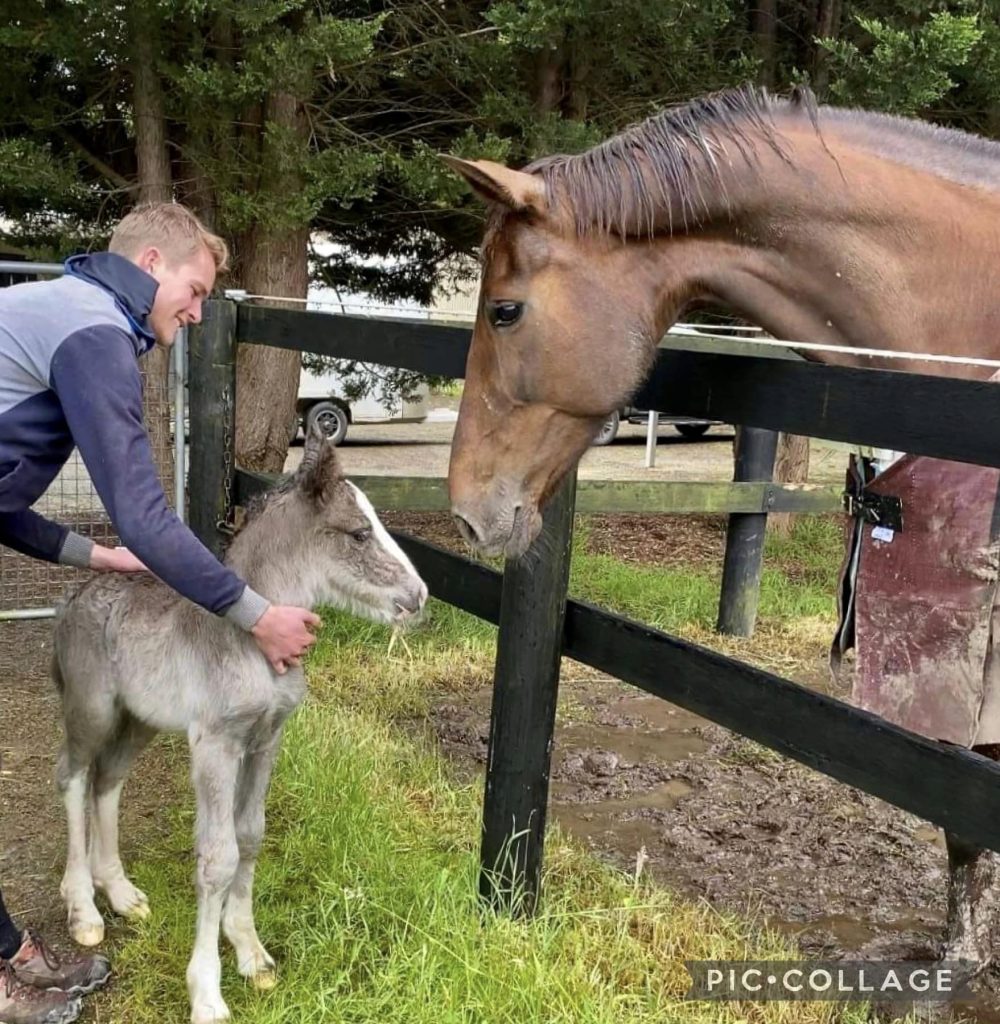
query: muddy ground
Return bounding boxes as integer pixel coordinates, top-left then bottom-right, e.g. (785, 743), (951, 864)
(386, 510), (1000, 1023)
(4, 508), (1000, 1022)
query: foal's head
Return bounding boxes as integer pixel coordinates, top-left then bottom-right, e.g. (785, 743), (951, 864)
(231, 427), (428, 625)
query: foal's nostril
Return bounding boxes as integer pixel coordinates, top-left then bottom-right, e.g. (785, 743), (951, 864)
(453, 513), (481, 546)
(397, 580), (428, 615)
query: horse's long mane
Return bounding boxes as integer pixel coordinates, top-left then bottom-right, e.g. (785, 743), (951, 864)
(517, 83), (1000, 239)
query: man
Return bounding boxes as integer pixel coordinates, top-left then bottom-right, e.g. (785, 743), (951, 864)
(0, 202), (319, 1023)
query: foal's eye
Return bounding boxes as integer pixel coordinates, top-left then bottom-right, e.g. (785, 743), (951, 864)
(350, 528), (372, 543)
(487, 301), (523, 328)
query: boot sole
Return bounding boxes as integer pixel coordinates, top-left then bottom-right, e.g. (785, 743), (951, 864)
(0, 994), (82, 1024)
(50, 965), (111, 997)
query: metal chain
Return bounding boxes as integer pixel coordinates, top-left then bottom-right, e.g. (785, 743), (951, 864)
(217, 385), (236, 536)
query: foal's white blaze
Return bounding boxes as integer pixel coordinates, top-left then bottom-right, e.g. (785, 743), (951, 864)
(347, 481), (426, 592)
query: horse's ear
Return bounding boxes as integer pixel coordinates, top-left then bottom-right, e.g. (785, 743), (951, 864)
(297, 421), (343, 503)
(441, 156), (546, 215)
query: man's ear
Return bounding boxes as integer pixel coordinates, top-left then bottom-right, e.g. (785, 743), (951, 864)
(134, 245), (162, 276)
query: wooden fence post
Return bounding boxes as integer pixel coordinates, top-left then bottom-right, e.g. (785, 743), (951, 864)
(480, 471), (577, 916)
(187, 299), (237, 559)
(716, 426), (779, 637)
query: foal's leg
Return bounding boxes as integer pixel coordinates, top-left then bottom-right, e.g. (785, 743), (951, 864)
(187, 729), (242, 1024)
(57, 681), (121, 948)
(222, 729), (283, 990)
(58, 742), (105, 947)
(89, 716), (157, 920)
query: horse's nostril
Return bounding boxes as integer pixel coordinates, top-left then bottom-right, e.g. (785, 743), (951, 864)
(453, 513), (481, 546)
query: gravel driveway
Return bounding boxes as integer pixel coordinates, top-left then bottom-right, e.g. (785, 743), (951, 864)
(285, 407), (849, 485)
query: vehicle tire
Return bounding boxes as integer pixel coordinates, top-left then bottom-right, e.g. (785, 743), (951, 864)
(592, 410), (620, 446)
(675, 422), (710, 439)
(305, 401), (349, 445)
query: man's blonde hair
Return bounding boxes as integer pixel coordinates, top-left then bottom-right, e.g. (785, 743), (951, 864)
(109, 202), (229, 273)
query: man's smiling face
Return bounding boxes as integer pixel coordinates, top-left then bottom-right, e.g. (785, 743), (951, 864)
(140, 244), (216, 347)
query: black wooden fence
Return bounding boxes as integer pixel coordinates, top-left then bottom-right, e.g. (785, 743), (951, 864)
(189, 299), (1000, 915)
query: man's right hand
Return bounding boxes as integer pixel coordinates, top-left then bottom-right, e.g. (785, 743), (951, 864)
(251, 605), (322, 675)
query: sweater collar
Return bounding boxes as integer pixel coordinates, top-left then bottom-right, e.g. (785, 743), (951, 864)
(64, 252), (159, 354)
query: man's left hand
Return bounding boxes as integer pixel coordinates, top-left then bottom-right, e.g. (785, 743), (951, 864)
(90, 545), (149, 573)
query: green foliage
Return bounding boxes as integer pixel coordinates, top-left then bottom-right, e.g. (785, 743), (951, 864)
(820, 11), (983, 114)
(1, 0), (999, 306)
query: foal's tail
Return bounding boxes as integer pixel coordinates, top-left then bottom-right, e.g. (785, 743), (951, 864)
(50, 583), (81, 698)
(51, 650), (65, 696)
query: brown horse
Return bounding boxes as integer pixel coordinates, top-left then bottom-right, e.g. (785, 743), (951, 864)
(444, 84), (1000, 559)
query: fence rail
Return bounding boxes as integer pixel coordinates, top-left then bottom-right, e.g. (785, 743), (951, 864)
(191, 299), (1000, 914)
(235, 470), (841, 515)
(239, 304), (999, 467)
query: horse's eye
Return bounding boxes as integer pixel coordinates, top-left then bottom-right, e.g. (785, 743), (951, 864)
(487, 301), (523, 328)
(350, 528), (371, 543)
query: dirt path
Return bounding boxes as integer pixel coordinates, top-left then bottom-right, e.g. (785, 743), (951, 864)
(0, 620), (181, 1017)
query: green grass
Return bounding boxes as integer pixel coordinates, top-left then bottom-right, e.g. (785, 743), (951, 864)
(303, 517), (842, 721)
(110, 706), (873, 1024)
(570, 516), (840, 634)
(102, 516), (869, 1023)
(762, 516), (846, 591)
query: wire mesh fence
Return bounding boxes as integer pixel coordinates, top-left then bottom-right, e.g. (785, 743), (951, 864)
(0, 264), (183, 615)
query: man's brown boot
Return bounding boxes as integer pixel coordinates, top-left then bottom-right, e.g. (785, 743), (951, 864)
(7, 932), (110, 997)
(0, 963), (81, 1024)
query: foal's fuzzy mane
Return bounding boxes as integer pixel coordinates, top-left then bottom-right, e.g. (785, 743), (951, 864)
(238, 474), (298, 530)
(498, 83), (1000, 241)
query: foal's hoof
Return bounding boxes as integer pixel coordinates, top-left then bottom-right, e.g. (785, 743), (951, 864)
(96, 877), (150, 920)
(251, 967), (277, 991)
(122, 899), (151, 922)
(70, 920), (105, 948)
(190, 999), (231, 1024)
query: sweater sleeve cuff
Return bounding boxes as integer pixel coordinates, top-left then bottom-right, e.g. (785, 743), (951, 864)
(223, 586), (271, 631)
(58, 532), (94, 569)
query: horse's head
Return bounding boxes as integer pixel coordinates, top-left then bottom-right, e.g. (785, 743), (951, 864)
(444, 157), (665, 558)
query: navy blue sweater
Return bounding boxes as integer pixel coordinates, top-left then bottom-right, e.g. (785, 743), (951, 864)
(0, 253), (268, 630)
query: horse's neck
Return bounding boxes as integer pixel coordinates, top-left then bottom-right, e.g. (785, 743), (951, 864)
(642, 126), (1000, 372)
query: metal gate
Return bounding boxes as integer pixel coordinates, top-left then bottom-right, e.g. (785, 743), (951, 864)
(0, 261), (186, 618)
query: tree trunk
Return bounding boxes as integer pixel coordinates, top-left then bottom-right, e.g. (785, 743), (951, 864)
(770, 432), (811, 535)
(234, 91), (308, 473)
(752, 0), (778, 89)
(812, 0), (842, 96)
(563, 28), (590, 122)
(128, 5), (175, 500)
(533, 44), (564, 117)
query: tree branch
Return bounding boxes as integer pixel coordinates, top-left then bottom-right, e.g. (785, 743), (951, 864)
(56, 128), (135, 193)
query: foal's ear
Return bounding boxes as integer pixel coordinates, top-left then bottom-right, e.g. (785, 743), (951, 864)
(298, 422), (343, 503)
(441, 156), (547, 215)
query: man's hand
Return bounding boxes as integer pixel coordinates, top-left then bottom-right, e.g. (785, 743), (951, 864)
(251, 605), (322, 675)
(90, 545), (149, 573)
